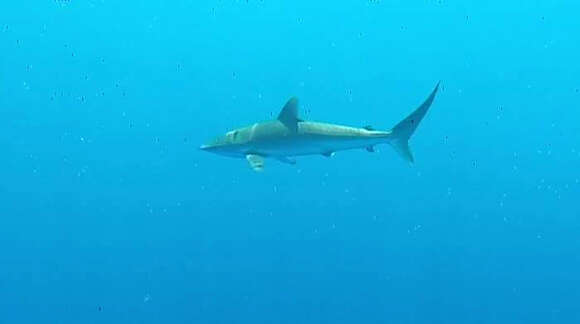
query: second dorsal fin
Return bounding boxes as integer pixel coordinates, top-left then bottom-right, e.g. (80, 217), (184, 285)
(278, 97), (300, 132)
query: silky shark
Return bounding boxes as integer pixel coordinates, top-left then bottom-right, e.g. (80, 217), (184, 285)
(201, 83), (440, 171)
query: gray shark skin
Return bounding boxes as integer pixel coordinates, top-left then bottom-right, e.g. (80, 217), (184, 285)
(201, 83), (440, 171)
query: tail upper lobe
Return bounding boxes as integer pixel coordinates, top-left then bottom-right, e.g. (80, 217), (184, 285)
(389, 82), (440, 163)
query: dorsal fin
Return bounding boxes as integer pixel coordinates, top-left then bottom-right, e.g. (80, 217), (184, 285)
(278, 97), (300, 132)
(363, 125), (375, 131)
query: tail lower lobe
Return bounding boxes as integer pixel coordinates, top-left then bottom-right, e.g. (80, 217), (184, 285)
(390, 82), (440, 163)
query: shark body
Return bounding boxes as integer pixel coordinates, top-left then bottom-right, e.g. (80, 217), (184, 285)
(201, 83), (440, 171)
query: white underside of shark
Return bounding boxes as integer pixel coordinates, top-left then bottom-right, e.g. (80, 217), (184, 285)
(201, 83), (440, 171)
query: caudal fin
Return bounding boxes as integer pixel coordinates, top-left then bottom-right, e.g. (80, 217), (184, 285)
(390, 82), (440, 163)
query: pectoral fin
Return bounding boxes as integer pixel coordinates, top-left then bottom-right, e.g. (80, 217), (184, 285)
(246, 154), (265, 171)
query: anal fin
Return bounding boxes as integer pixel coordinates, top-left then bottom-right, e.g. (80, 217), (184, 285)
(322, 151), (334, 157)
(276, 156), (296, 165)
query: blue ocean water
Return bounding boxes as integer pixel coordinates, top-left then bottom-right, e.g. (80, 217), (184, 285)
(1, 0), (579, 323)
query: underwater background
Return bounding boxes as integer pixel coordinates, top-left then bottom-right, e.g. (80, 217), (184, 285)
(1, 0), (579, 323)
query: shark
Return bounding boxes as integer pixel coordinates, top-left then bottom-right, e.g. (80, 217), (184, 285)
(200, 82), (440, 171)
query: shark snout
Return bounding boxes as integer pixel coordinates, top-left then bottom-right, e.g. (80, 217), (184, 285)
(199, 143), (223, 153)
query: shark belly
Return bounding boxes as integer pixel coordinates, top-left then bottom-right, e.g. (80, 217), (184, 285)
(249, 134), (388, 157)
